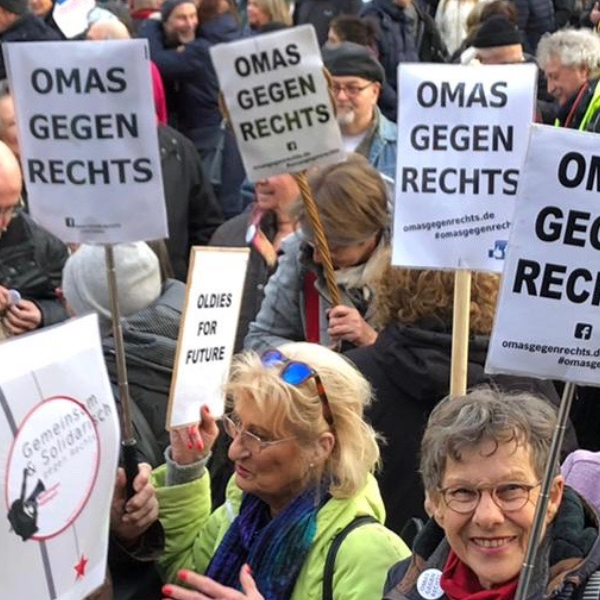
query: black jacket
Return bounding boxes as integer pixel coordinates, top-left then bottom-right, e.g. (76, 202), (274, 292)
(0, 13), (61, 79)
(293, 0), (363, 46)
(345, 320), (576, 536)
(158, 125), (223, 281)
(209, 206), (279, 352)
(0, 212), (69, 327)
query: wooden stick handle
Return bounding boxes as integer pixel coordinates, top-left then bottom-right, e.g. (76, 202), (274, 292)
(450, 269), (472, 398)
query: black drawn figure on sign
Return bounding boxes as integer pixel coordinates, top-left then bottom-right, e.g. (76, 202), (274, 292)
(7, 467), (45, 541)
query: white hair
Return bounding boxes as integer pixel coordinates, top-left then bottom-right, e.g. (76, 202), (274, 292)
(537, 28), (600, 71)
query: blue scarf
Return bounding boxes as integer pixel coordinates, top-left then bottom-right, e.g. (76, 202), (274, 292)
(206, 486), (327, 600)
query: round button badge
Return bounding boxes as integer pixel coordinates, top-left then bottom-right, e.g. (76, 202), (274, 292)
(416, 569), (444, 600)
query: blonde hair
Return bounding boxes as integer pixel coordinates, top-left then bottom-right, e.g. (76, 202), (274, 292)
(252, 0), (292, 25)
(372, 251), (499, 334)
(297, 154), (389, 247)
(225, 343), (380, 498)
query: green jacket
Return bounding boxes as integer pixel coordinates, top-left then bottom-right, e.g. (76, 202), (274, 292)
(154, 467), (411, 600)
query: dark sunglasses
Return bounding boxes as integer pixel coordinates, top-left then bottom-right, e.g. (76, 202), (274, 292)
(261, 349), (335, 428)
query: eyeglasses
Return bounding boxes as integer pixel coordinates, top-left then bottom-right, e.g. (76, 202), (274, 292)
(438, 482), (542, 514)
(222, 414), (295, 454)
(331, 82), (375, 97)
(261, 349), (335, 428)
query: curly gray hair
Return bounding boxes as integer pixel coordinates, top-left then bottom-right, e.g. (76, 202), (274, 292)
(537, 28), (600, 71)
(420, 387), (558, 491)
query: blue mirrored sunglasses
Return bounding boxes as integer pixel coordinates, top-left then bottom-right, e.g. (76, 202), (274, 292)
(261, 349), (335, 428)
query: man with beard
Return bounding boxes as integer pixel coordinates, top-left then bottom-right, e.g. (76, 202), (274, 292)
(322, 42), (397, 181)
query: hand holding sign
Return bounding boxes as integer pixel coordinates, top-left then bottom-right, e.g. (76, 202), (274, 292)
(327, 305), (377, 347)
(170, 406), (219, 465)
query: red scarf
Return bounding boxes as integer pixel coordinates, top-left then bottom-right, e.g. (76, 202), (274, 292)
(440, 551), (518, 600)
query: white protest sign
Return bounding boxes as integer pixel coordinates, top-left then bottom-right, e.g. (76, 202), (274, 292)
(52, 0), (95, 39)
(393, 64), (537, 272)
(0, 315), (120, 600)
(487, 125), (600, 385)
(209, 26), (344, 181)
(4, 40), (168, 244)
(168, 247), (250, 428)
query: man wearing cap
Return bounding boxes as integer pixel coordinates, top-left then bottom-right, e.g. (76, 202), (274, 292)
(537, 28), (600, 132)
(0, 141), (69, 337)
(322, 41), (397, 181)
(0, 0), (60, 79)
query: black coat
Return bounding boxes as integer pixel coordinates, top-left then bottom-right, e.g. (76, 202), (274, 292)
(158, 125), (223, 281)
(345, 320), (577, 536)
(293, 0), (363, 46)
(0, 13), (61, 79)
(0, 212), (68, 327)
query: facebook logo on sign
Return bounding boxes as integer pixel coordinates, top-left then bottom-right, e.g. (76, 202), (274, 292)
(574, 323), (593, 340)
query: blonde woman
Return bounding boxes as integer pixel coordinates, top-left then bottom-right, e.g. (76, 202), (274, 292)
(246, 0), (292, 30)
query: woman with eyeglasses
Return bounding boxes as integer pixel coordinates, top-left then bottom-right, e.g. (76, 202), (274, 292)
(157, 342), (410, 600)
(383, 389), (600, 600)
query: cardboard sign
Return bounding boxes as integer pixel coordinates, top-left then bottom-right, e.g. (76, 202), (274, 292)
(392, 64), (537, 272)
(209, 26), (344, 181)
(0, 315), (120, 600)
(168, 247), (249, 428)
(487, 125), (600, 385)
(4, 40), (168, 244)
(52, 0), (95, 39)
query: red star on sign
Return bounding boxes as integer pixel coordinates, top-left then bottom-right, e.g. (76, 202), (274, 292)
(74, 555), (88, 579)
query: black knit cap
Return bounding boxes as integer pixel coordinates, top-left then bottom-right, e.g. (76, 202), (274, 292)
(161, 0), (194, 22)
(473, 15), (522, 48)
(0, 0), (27, 15)
(321, 41), (385, 83)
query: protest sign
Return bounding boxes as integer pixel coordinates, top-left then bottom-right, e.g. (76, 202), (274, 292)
(168, 247), (249, 428)
(4, 40), (168, 244)
(209, 25), (344, 181)
(0, 314), (120, 600)
(393, 64), (537, 272)
(52, 0), (95, 39)
(487, 124), (600, 386)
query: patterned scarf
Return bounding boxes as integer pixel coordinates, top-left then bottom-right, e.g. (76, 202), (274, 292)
(206, 486), (327, 600)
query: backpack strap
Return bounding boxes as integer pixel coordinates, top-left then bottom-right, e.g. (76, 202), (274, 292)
(322, 515), (379, 600)
(582, 570), (600, 600)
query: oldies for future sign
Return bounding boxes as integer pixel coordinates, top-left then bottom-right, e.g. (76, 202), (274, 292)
(4, 40), (168, 244)
(487, 125), (600, 385)
(393, 64), (536, 272)
(168, 247), (249, 428)
(209, 26), (344, 181)
(0, 315), (120, 600)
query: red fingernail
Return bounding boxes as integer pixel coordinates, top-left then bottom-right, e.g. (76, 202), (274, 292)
(187, 441), (193, 450)
(196, 438), (204, 451)
(162, 586), (172, 596)
(204, 406), (211, 414)
(178, 570), (187, 580)
(245, 564), (253, 575)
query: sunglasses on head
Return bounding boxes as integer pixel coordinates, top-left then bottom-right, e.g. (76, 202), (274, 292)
(261, 349), (335, 428)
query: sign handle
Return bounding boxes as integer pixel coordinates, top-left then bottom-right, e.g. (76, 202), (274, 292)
(450, 269), (472, 397)
(105, 244), (138, 497)
(293, 171), (341, 307)
(515, 382), (576, 600)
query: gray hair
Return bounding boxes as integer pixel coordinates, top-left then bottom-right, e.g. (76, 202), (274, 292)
(420, 387), (557, 491)
(537, 28), (600, 71)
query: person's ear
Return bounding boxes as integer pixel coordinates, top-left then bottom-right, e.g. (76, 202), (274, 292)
(546, 475), (565, 524)
(314, 431), (335, 464)
(428, 490), (446, 526)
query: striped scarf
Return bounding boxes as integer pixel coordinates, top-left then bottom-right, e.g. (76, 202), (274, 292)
(206, 487), (326, 600)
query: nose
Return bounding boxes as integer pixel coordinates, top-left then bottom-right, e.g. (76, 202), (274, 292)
(227, 433), (250, 461)
(472, 490), (505, 528)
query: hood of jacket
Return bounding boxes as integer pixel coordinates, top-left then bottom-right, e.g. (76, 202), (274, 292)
(102, 279), (184, 372)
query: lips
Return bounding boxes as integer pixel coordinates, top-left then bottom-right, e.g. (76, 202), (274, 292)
(235, 463), (252, 479)
(471, 536), (516, 549)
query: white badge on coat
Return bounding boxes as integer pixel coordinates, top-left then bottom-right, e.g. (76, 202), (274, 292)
(417, 568), (444, 600)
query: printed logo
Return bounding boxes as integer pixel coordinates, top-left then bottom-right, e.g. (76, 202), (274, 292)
(574, 323), (593, 340)
(488, 239), (507, 260)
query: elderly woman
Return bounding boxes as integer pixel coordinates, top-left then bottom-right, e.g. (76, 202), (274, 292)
(383, 389), (600, 600)
(244, 154), (390, 352)
(345, 255), (573, 537)
(245, 0), (292, 31)
(157, 342), (409, 600)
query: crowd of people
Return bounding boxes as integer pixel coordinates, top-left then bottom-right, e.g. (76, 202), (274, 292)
(2, 0), (600, 597)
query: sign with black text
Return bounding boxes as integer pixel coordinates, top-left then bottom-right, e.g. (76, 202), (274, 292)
(487, 125), (600, 385)
(393, 64), (537, 272)
(4, 40), (168, 244)
(209, 26), (344, 181)
(168, 247), (249, 428)
(0, 315), (120, 600)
